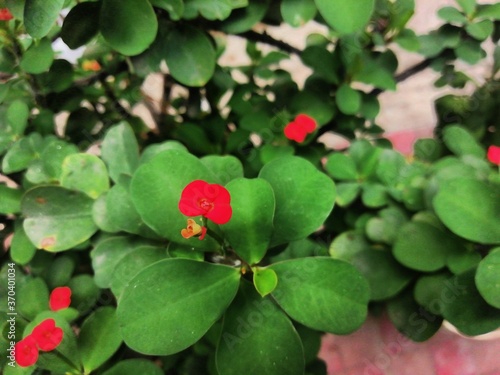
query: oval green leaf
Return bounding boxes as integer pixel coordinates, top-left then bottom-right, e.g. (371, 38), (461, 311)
(22, 186), (98, 252)
(259, 156), (335, 247)
(269, 257), (370, 334)
(475, 248), (500, 309)
(221, 178), (275, 264)
(433, 178), (500, 244)
(216, 282), (304, 375)
(100, 0), (158, 56)
(20, 38), (54, 74)
(102, 359), (163, 375)
(60, 154), (110, 199)
(24, 0), (64, 38)
(315, 0), (374, 34)
(253, 268), (278, 297)
(117, 259), (240, 355)
(164, 25), (216, 87)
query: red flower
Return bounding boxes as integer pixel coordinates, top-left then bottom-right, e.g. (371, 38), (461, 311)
(31, 319), (63, 351)
(0, 8), (13, 21)
(179, 180), (232, 225)
(284, 114), (317, 143)
(181, 218), (207, 240)
(15, 335), (39, 367)
(49, 286), (72, 311)
(487, 145), (500, 165)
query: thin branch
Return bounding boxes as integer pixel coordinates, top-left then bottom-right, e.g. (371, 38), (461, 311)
(235, 30), (302, 55)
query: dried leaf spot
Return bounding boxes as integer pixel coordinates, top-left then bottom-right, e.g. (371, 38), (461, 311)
(40, 236), (56, 250)
(35, 197), (47, 204)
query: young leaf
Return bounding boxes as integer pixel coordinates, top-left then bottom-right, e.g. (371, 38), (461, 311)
(253, 268), (278, 297)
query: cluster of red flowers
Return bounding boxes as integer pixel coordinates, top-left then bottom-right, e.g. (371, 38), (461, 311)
(284, 114), (317, 143)
(0, 8), (13, 21)
(15, 287), (71, 367)
(487, 145), (500, 165)
(178, 180), (232, 239)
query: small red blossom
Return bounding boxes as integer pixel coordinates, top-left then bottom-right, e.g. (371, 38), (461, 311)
(31, 319), (63, 351)
(179, 180), (232, 225)
(49, 286), (72, 311)
(0, 8), (13, 21)
(487, 145), (500, 165)
(15, 335), (39, 367)
(284, 114), (317, 143)
(181, 218), (207, 240)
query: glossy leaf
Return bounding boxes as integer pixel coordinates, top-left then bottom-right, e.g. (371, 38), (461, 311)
(61, 2), (100, 49)
(201, 155), (244, 185)
(164, 25), (216, 86)
(259, 156), (335, 246)
(10, 221), (36, 265)
(102, 359), (163, 375)
(24, 0), (64, 38)
(442, 125), (484, 158)
(78, 307), (123, 373)
(60, 154), (110, 199)
(315, 0), (374, 34)
(324, 153), (358, 180)
(117, 259), (240, 355)
(475, 248), (500, 309)
(442, 269), (500, 336)
(281, 0), (317, 27)
(100, 0), (158, 56)
(221, 178), (275, 264)
(220, 0), (269, 34)
(433, 178), (500, 244)
(270, 257), (369, 334)
(22, 186), (97, 252)
(0, 185), (23, 214)
(253, 268), (278, 297)
(20, 38), (54, 74)
(216, 282), (304, 375)
(101, 122), (140, 183)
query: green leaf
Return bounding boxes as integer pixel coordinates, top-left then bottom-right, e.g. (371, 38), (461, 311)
(335, 182), (361, 207)
(22, 186), (97, 252)
(184, 0), (232, 20)
(24, 0), (64, 38)
(0, 185), (23, 214)
(393, 221), (456, 272)
(335, 84), (361, 115)
(443, 125), (485, 158)
(315, 0), (374, 34)
(101, 122), (140, 183)
(149, 0), (184, 20)
(324, 153), (358, 180)
(140, 141), (188, 164)
(220, 0), (269, 34)
(280, 0), (317, 27)
(455, 40), (485, 64)
(414, 138), (442, 162)
(78, 307), (122, 374)
(201, 155), (244, 185)
(131, 150), (219, 249)
(7, 100), (30, 135)
(216, 282), (304, 375)
(361, 183), (388, 208)
(5, 0), (26, 20)
(475, 247), (500, 309)
(100, 0), (158, 56)
(17, 278), (49, 320)
(351, 250), (414, 301)
(253, 268), (278, 297)
(164, 25), (216, 87)
(465, 19), (494, 41)
(437, 6), (467, 23)
(376, 149), (406, 186)
(329, 230), (370, 261)
(387, 288), (442, 342)
(414, 273), (452, 315)
(259, 156), (335, 246)
(20, 38), (54, 74)
(301, 46), (339, 84)
(117, 259), (240, 355)
(290, 90), (336, 125)
(44, 255), (75, 289)
(221, 178), (274, 264)
(10, 221), (36, 265)
(110, 245), (166, 298)
(60, 154), (110, 199)
(270, 258), (369, 334)
(67, 274), (100, 314)
(433, 178), (500, 244)
(455, 0), (475, 16)
(395, 28), (421, 51)
(442, 269), (500, 336)
(475, 3), (500, 19)
(92, 194), (120, 233)
(61, 1), (100, 49)
(101, 359), (163, 375)
(365, 206), (409, 245)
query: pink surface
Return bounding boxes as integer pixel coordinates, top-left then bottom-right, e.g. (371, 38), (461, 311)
(319, 314), (500, 375)
(384, 128), (435, 155)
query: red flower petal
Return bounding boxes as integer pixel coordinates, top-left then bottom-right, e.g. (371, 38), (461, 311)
(198, 226), (207, 240)
(49, 286), (72, 311)
(205, 203), (232, 225)
(0, 8), (13, 21)
(487, 145), (500, 165)
(284, 121), (307, 143)
(31, 319), (63, 351)
(295, 114), (317, 133)
(15, 335), (39, 367)
(179, 180), (210, 216)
